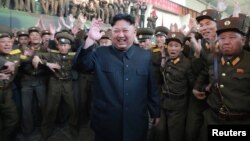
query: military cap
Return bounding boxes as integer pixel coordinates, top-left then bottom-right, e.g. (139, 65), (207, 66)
(166, 32), (185, 45)
(28, 26), (41, 34)
(100, 30), (112, 40)
(137, 28), (154, 41)
(41, 30), (51, 36)
(155, 26), (169, 37)
(56, 32), (74, 44)
(230, 13), (250, 33)
(196, 9), (221, 23)
(217, 17), (245, 35)
(16, 30), (29, 37)
(0, 32), (12, 39)
(0, 25), (12, 38)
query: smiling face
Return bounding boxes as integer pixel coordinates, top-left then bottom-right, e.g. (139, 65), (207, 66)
(0, 37), (13, 54)
(199, 18), (217, 41)
(218, 31), (245, 57)
(111, 19), (136, 51)
(29, 32), (41, 44)
(167, 41), (183, 59)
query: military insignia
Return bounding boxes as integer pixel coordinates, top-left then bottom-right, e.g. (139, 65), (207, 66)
(171, 34), (176, 38)
(224, 20), (231, 26)
(0, 33), (2, 36)
(172, 57), (180, 64)
(232, 57), (240, 66)
(50, 49), (59, 53)
(152, 48), (161, 52)
(20, 55), (28, 60)
(139, 35), (143, 38)
(202, 11), (207, 15)
(10, 49), (21, 55)
(61, 38), (66, 42)
(21, 32), (25, 34)
(68, 52), (76, 56)
(236, 68), (244, 73)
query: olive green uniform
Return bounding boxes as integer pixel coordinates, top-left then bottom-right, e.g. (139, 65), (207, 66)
(40, 51), (77, 138)
(194, 17), (250, 141)
(0, 49), (29, 141)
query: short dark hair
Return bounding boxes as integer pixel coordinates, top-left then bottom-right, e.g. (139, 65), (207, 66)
(111, 14), (135, 26)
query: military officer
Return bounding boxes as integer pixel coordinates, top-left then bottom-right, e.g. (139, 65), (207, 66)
(193, 17), (250, 141)
(41, 30), (51, 49)
(0, 31), (27, 141)
(33, 32), (78, 139)
(15, 29), (29, 50)
(136, 28), (154, 50)
(19, 26), (48, 138)
(161, 32), (194, 141)
(185, 9), (221, 141)
(25, 0), (35, 13)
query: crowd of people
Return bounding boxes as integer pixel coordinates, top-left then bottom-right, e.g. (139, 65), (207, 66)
(0, 0), (156, 28)
(0, 0), (250, 141)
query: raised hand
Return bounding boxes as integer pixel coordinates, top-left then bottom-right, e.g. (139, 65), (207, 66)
(232, 2), (240, 17)
(87, 18), (103, 41)
(217, 0), (227, 12)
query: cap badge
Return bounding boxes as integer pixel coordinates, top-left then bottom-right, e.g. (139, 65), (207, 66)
(61, 38), (66, 42)
(202, 11), (207, 15)
(224, 20), (231, 26)
(171, 34), (176, 37)
(139, 35), (143, 38)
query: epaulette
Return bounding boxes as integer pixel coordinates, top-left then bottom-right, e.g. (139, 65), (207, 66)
(68, 52), (76, 56)
(9, 49), (21, 55)
(49, 49), (59, 53)
(152, 48), (161, 53)
(20, 55), (28, 60)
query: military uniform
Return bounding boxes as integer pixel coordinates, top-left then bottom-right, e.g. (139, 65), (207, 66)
(19, 27), (48, 135)
(108, 3), (114, 24)
(148, 26), (168, 141)
(0, 32), (29, 141)
(139, 3), (147, 28)
(41, 30), (51, 49)
(185, 9), (221, 141)
(25, 0), (35, 13)
(136, 28), (154, 50)
(194, 17), (250, 141)
(15, 29), (29, 50)
(40, 32), (77, 138)
(161, 32), (194, 141)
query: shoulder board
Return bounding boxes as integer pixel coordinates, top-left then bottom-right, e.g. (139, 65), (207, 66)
(152, 48), (161, 53)
(49, 49), (59, 53)
(68, 52), (76, 56)
(20, 55), (28, 60)
(10, 49), (21, 55)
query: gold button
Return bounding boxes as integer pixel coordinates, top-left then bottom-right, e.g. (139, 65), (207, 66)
(221, 73), (226, 76)
(220, 84), (224, 88)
